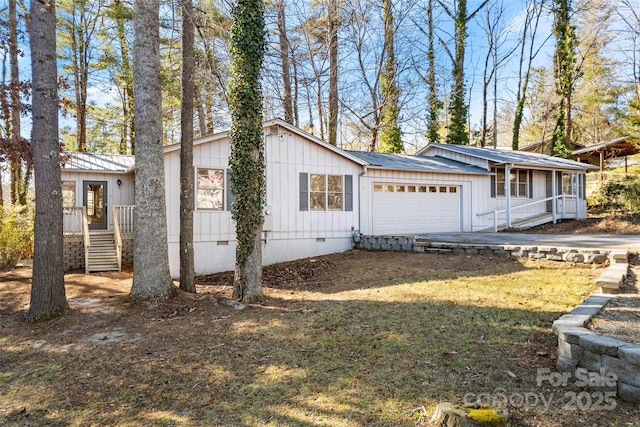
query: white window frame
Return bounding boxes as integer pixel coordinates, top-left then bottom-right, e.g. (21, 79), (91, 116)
(310, 173), (343, 211)
(196, 168), (225, 211)
(62, 181), (76, 208)
(493, 167), (530, 198)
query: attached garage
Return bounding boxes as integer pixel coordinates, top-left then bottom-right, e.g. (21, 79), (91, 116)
(372, 183), (461, 234)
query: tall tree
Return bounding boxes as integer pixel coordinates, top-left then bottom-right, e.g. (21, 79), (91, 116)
(327, 0), (339, 146)
(378, 0), (402, 153)
(276, 0), (295, 124)
(57, 0), (106, 152)
(551, 0), (578, 157)
(26, 0), (68, 321)
(131, 0), (174, 300)
(7, 0), (31, 207)
(425, 0), (442, 143)
(572, 0), (620, 145)
(439, 0), (490, 145)
(180, 0), (195, 293)
(229, 0), (266, 303)
(479, 0), (517, 148)
(512, 0), (546, 150)
(105, 0), (135, 154)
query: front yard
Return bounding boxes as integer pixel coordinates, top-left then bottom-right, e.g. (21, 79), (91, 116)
(1, 251), (639, 426)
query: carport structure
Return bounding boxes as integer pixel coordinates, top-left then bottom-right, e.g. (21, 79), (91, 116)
(572, 136), (638, 172)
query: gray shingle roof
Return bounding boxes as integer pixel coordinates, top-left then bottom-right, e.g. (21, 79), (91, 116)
(346, 151), (489, 174)
(419, 143), (596, 171)
(62, 152), (134, 172)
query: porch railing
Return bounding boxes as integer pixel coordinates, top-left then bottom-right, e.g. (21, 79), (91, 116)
(477, 194), (579, 232)
(82, 207), (90, 274)
(113, 205), (134, 236)
(112, 206), (123, 272)
(63, 206), (85, 236)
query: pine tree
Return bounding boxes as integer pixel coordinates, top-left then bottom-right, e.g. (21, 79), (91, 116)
(551, 0), (578, 157)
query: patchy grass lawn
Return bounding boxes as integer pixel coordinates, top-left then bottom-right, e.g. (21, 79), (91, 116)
(1, 251), (639, 426)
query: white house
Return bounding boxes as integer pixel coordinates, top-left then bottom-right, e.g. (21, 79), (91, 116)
(60, 118), (596, 277)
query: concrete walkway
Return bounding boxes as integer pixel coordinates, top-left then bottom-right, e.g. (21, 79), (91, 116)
(415, 233), (640, 251)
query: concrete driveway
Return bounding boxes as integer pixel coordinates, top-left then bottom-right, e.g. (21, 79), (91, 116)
(415, 233), (640, 251)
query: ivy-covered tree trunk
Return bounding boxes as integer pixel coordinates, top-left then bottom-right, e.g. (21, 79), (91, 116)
(551, 0), (577, 157)
(26, 0), (68, 322)
(180, 0), (196, 293)
(229, 0), (266, 304)
(439, 0), (489, 145)
(447, 0), (469, 145)
(426, 0), (442, 143)
(378, 0), (402, 153)
(130, 0), (174, 301)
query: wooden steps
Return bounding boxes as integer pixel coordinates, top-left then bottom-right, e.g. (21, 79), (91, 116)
(86, 231), (120, 273)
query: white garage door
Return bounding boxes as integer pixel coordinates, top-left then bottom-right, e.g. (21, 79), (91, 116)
(372, 183), (461, 234)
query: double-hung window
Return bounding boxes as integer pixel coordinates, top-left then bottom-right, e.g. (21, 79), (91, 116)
(300, 173), (353, 211)
(196, 168), (225, 210)
(491, 167), (532, 198)
(62, 181), (76, 208)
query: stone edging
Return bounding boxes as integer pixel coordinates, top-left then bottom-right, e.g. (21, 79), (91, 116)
(357, 235), (610, 264)
(552, 295), (640, 403)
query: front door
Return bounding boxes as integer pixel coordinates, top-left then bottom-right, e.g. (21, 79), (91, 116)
(83, 181), (107, 230)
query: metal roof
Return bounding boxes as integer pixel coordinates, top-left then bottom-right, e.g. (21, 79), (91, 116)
(571, 136), (637, 157)
(418, 142), (596, 171)
(62, 152), (134, 172)
(346, 151), (489, 174)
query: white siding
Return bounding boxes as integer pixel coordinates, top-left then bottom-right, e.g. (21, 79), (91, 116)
(164, 128), (362, 277)
(59, 171), (134, 230)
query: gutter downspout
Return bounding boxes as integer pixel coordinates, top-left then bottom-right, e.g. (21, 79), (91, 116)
(358, 165), (367, 236)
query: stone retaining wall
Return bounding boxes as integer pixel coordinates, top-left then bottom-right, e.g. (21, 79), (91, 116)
(357, 235), (609, 264)
(552, 295), (640, 403)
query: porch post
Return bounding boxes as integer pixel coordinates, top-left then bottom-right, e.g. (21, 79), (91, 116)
(505, 164), (511, 229)
(551, 170), (557, 224)
(574, 172), (579, 219)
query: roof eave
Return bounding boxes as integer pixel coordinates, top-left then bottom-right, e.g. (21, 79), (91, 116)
(363, 165), (488, 175)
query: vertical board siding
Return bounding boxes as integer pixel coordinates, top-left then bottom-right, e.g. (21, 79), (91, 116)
(163, 127), (362, 276)
(60, 171), (135, 231)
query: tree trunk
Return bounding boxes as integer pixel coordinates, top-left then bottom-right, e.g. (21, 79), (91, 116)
(426, 0), (441, 143)
(228, 0), (266, 304)
(180, 0), (196, 293)
(327, 0), (339, 146)
(195, 84), (208, 136)
(277, 0), (294, 124)
(117, 0), (134, 154)
(447, 0), (469, 145)
(9, 0), (21, 164)
(232, 224), (263, 303)
(378, 0), (402, 153)
(131, 0), (173, 300)
(26, 0), (68, 322)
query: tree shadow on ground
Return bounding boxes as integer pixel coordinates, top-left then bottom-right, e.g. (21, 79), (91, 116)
(2, 255), (633, 427)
